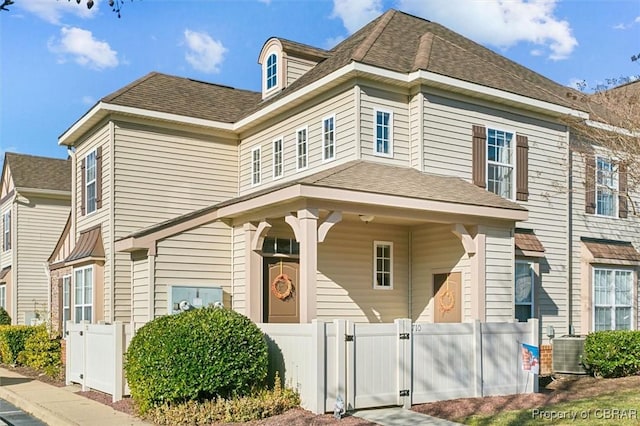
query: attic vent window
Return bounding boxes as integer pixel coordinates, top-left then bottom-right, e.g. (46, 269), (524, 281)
(266, 53), (278, 90)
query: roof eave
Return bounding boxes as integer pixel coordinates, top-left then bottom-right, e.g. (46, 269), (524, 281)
(16, 187), (71, 199)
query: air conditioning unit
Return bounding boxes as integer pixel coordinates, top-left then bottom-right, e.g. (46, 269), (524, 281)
(552, 336), (587, 374)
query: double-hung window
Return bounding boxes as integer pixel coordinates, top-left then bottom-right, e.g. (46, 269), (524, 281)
(266, 53), (277, 90)
(596, 156), (617, 217)
(2, 211), (9, 251)
(374, 109), (392, 156)
(62, 275), (71, 333)
(487, 129), (514, 199)
(0, 284), (5, 309)
(85, 150), (97, 214)
(322, 116), (335, 161)
(251, 146), (261, 186)
(296, 127), (308, 171)
(593, 268), (633, 330)
(273, 138), (283, 179)
(74, 266), (93, 323)
(373, 241), (393, 289)
(515, 261), (535, 322)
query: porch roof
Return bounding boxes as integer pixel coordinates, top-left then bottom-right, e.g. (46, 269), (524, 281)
(0, 267), (10, 284)
(65, 226), (105, 266)
(581, 237), (640, 262)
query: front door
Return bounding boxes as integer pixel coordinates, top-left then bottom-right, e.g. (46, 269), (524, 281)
(433, 272), (462, 323)
(263, 258), (300, 323)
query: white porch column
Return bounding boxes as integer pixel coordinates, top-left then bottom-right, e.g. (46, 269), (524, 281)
(298, 208), (318, 323)
(470, 231), (486, 321)
(244, 222), (262, 322)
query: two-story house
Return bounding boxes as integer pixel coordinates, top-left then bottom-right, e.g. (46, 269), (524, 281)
(0, 153), (70, 324)
(49, 10), (639, 346)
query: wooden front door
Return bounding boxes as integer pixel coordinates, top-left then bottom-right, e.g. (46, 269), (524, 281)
(433, 272), (462, 323)
(263, 258), (300, 323)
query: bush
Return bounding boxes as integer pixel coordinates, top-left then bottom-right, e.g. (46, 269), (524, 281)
(0, 325), (38, 365)
(583, 330), (640, 378)
(144, 375), (300, 425)
(125, 307), (269, 413)
(0, 307), (11, 325)
(17, 325), (62, 378)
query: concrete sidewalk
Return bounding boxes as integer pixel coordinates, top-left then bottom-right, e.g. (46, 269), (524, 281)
(353, 407), (464, 425)
(0, 367), (150, 426)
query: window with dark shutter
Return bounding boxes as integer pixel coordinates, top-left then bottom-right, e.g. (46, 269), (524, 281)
(584, 154), (596, 214)
(472, 125), (486, 188)
(516, 134), (529, 201)
(619, 162), (628, 218)
(96, 147), (103, 210)
(80, 157), (86, 216)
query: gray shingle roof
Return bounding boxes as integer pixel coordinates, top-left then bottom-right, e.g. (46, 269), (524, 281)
(4, 153), (71, 192)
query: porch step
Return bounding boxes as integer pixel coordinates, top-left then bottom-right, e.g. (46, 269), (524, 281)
(352, 407), (463, 426)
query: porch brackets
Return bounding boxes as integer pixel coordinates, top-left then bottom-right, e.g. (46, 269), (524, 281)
(285, 210), (342, 243)
(451, 224), (476, 256)
(250, 220), (272, 251)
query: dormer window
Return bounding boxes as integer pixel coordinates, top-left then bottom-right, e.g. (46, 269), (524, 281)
(266, 53), (278, 90)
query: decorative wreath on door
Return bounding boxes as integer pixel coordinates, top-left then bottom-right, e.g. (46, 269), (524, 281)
(271, 261), (294, 300)
(438, 276), (456, 314)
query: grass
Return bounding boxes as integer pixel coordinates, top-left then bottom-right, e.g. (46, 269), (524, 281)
(460, 389), (640, 426)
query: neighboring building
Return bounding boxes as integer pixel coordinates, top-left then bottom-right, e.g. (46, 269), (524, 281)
(0, 153), (71, 324)
(49, 10), (640, 342)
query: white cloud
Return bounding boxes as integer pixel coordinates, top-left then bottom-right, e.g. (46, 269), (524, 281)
(568, 78), (586, 91)
(397, 0), (578, 60)
(17, 0), (98, 25)
(332, 0), (383, 34)
(635, 16), (640, 23)
(613, 23), (628, 30)
(48, 27), (119, 70)
(81, 95), (96, 105)
(325, 35), (346, 49)
(183, 30), (227, 74)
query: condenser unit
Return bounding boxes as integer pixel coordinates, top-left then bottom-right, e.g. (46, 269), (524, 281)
(552, 336), (587, 374)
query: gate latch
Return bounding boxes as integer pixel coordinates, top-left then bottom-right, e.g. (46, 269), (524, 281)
(399, 389), (410, 396)
(345, 334), (354, 342)
(399, 333), (410, 340)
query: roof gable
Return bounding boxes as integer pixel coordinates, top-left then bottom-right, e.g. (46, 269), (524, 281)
(4, 153), (71, 193)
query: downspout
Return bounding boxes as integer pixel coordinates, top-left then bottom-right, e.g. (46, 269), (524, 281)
(109, 121), (116, 323)
(231, 225), (235, 310)
(354, 84), (361, 160)
(10, 195), (17, 323)
(408, 230), (412, 320)
(43, 262), (52, 327)
(566, 129), (573, 335)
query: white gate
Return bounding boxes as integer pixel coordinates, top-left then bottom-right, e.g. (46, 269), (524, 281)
(65, 321), (85, 384)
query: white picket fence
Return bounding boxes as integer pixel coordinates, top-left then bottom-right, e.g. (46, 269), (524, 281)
(258, 318), (539, 414)
(65, 321), (134, 402)
(66, 318), (538, 410)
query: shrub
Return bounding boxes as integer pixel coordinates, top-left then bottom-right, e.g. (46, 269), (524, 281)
(0, 307), (11, 325)
(17, 325), (62, 378)
(582, 330), (640, 378)
(144, 374), (300, 425)
(0, 325), (38, 365)
(125, 307), (269, 413)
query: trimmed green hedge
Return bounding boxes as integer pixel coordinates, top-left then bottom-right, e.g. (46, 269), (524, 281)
(17, 325), (62, 378)
(0, 307), (11, 325)
(125, 307), (269, 413)
(583, 330), (640, 378)
(0, 325), (38, 365)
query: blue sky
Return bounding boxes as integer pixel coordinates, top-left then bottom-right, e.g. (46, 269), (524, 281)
(1, 0), (638, 161)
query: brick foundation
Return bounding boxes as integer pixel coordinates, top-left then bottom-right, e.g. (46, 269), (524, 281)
(540, 344), (552, 376)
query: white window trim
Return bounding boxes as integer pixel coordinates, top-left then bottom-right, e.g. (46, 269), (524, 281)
(251, 145), (262, 186)
(74, 265), (93, 323)
(62, 275), (71, 334)
(485, 127), (516, 200)
(272, 137), (284, 180)
(0, 284), (5, 310)
(515, 260), (535, 321)
(85, 150), (97, 215)
(265, 52), (279, 94)
(373, 108), (393, 158)
(592, 266), (635, 331)
(2, 211), (10, 252)
(594, 155), (619, 218)
(373, 240), (394, 290)
(322, 114), (336, 162)
(296, 126), (308, 171)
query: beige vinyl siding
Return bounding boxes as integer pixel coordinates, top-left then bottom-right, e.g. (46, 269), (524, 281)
(422, 91), (569, 336)
(131, 251), (149, 324)
(239, 86), (355, 194)
(285, 56), (315, 86)
(232, 224), (246, 314)
(359, 85), (410, 166)
(316, 220), (408, 322)
(75, 123), (113, 321)
(483, 225), (515, 322)
(15, 197), (69, 324)
(409, 92), (422, 170)
(410, 224), (470, 323)
(153, 221), (232, 318)
(570, 150), (640, 334)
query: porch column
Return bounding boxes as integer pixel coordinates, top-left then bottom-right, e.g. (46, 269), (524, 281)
(470, 231), (486, 321)
(244, 222), (262, 322)
(298, 208), (318, 323)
